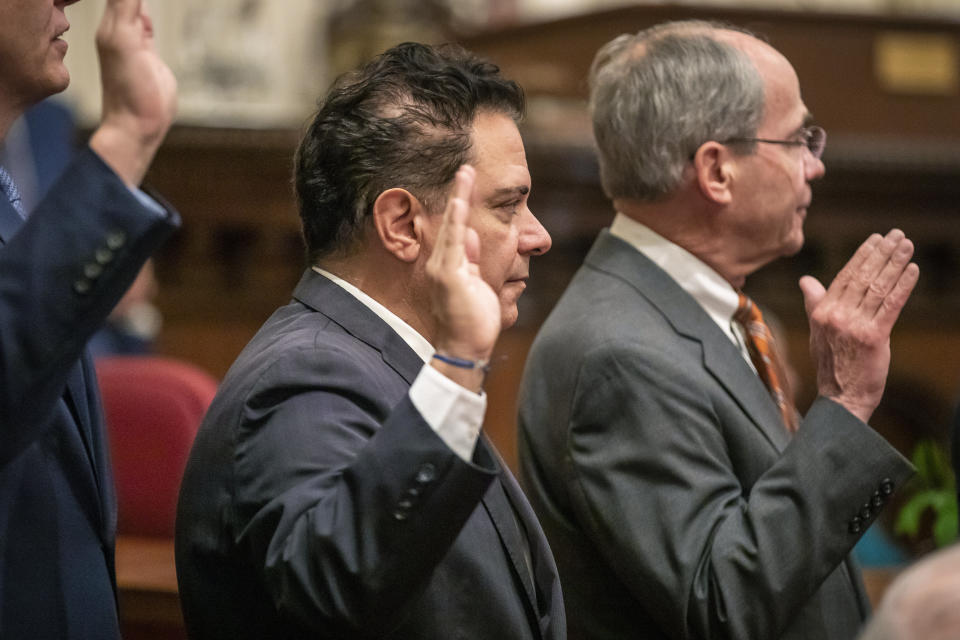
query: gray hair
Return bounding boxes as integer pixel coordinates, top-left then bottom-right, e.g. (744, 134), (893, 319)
(589, 20), (765, 202)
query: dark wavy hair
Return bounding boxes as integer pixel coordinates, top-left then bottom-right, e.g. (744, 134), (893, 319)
(294, 42), (525, 263)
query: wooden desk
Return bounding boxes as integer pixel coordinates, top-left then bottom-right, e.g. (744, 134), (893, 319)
(115, 536), (185, 640)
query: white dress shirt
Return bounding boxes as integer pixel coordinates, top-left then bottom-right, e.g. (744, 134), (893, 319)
(313, 267), (486, 461)
(608, 213), (755, 370)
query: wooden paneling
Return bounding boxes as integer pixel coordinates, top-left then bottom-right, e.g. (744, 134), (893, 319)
(144, 6), (960, 471)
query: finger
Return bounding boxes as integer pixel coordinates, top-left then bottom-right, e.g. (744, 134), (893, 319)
(837, 230), (905, 307)
(105, 0), (142, 21)
(873, 262), (919, 332)
(141, 1), (155, 38)
(840, 229), (904, 306)
(799, 275), (827, 317)
(437, 166), (475, 270)
(822, 233), (882, 301)
(860, 237), (915, 315)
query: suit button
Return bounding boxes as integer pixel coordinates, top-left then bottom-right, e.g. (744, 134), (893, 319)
(849, 517), (862, 534)
(83, 263), (103, 279)
(406, 486), (421, 498)
(860, 503), (873, 520)
(880, 479), (894, 496)
(392, 509), (408, 521)
(73, 279), (92, 295)
(397, 498), (413, 511)
(416, 464), (436, 484)
(95, 247), (114, 264)
(106, 230), (127, 250)
(872, 494), (883, 509)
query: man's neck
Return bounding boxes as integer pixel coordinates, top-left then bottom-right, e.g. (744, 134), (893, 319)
(614, 196), (748, 288)
(0, 106), (23, 147)
(317, 256), (437, 344)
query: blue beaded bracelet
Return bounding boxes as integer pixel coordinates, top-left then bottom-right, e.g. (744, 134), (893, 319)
(432, 352), (491, 373)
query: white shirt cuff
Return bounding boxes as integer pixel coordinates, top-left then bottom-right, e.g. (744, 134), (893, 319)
(130, 185), (165, 216)
(409, 364), (486, 462)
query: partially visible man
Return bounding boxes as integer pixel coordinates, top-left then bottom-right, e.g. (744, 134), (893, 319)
(175, 42), (562, 639)
(859, 544), (960, 640)
(519, 20), (918, 640)
(0, 0), (179, 637)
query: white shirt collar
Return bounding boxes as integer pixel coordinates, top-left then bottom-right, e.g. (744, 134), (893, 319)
(608, 212), (745, 350)
(312, 266), (435, 363)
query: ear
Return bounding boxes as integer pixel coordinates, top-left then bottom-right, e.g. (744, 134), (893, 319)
(692, 142), (735, 205)
(372, 188), (424, 262)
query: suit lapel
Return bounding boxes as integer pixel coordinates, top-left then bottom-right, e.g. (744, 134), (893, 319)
(494, 442), (564, 636)
(585, 231), (791, 452)
(475, 437), (541, 626)
(292, 270), (424, 384)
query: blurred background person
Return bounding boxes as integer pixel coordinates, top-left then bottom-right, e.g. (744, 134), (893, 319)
(859, 543), (960, 640)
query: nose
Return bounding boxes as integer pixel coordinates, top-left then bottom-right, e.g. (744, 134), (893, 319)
(519, 207), (551, 256)
(804, 151), (825, 182)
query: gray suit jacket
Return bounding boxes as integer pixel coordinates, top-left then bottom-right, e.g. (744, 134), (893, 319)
(518, 230), (913, 640)
(176, 269), (565, 639)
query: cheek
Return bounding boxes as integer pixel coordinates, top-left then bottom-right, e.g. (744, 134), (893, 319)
(475, 227), (517, 285)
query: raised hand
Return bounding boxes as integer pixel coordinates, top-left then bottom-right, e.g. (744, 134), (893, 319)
(799, 229), (920, 423)
(426, 165), (502, 391)
(89, 0), (177, 187)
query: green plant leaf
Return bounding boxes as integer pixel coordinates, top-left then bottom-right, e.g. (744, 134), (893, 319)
(894, 439), (959, 547)
(895, 490), (940, 536)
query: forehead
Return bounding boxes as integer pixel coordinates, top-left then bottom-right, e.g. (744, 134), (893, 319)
(737, 36), (807, 135)
(468, 110), (530, 193)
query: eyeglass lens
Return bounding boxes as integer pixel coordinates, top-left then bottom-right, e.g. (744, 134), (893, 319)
(806, 126), (826, 159)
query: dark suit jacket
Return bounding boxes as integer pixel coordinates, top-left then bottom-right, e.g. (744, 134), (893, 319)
(175, 269), (564, 639)
(518, 230), (914, 640)
(0, 148), (178, 639)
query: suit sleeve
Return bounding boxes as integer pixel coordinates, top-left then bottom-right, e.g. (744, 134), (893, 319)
(563, 339), (913, 640)
(227, 343), (498, 637)
(0, 147), (179, 466)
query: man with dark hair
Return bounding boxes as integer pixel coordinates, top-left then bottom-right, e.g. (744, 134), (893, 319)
(519, 21), (917, 640)
(0, 0), (178, 637)
(175, 42), (561, 639)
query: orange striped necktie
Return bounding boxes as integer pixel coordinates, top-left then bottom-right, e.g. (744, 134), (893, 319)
(734, 292), (799, 434)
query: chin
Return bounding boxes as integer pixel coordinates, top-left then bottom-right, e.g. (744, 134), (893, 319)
(499, 305), (519, 330)
(781, 229), (805, 257)
(40, 70), (71, 99)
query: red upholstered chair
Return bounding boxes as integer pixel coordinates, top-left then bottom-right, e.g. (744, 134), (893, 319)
(95, 356), (218, 538)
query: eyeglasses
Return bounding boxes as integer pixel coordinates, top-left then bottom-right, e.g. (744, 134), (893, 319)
(722, 125), (827, 160)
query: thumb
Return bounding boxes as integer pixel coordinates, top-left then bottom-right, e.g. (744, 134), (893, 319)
(798, 275), (826, 317)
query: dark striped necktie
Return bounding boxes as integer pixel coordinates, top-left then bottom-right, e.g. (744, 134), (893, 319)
(0, 165), (25, 219)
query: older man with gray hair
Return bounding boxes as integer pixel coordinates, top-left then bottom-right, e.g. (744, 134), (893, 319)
(519, 20), (918, 640)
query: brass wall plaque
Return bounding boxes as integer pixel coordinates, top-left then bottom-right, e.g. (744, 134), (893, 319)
(875, 32), (959, 95)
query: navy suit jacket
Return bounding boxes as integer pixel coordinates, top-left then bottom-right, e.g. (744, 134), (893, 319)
(0, 148), (178, 639)
(176, 269), (565, 639)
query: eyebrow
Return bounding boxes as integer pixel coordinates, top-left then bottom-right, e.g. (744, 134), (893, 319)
(484, 185), (530, 205)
